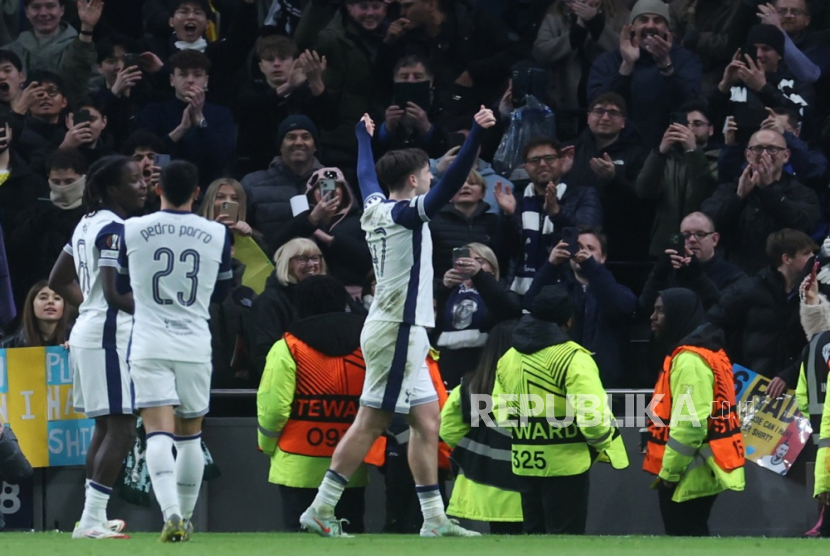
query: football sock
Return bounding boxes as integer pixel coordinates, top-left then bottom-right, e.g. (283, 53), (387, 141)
(416, 484), (445, 524)
(146, 432), (180, 521)
(78, 481), (110, 529)
(311, 469), (349, 517)
(174, 433), (204, 521)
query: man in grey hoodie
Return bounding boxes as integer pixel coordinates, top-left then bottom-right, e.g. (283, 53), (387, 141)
(6, 0), (103, 100)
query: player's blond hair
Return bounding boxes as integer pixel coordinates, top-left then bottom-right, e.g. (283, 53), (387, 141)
(274, 237), (327, 286)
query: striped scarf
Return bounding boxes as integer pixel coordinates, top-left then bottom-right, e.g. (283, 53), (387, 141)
(510, 182), (566, 295)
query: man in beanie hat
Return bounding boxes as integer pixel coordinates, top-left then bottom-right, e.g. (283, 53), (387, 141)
(241, 114), (323, 252)
(645, 288), (745, 536)
(713, 24), (812, 139)
(588, 0), (702, 149)
(493, 284), (628, 535)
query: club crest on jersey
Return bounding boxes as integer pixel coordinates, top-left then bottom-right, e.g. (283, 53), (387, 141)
(364, 193), (384, 209)
(106, 234), (121, 250)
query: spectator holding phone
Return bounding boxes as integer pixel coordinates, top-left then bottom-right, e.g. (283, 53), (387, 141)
(701, 128), (819, 275)
(59, 97), (115, 167)
(270, 167), (371, 298)
(523, 226), (636, 387)
(0, 415), (33, 532)
(199, 178), (257, 239)
(377, 54), (446, 158)
(494, 137), (601, 295)
(435, 243), (522, 388)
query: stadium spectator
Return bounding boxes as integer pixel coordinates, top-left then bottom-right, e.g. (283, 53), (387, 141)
(271, 167), (371, 297)
(241, 115), (323, 252)
(440, 319), (522, 534)
(494, 137), (602, 295)
(708, 229), (816, 389)
(635, 101), (719, 257)
(532, 0), (629, 140)
(237, 35), (337, 174)
(257, 274), (380, 533)
(22, 71), (70, 153)
(429, 169), (507, 284)
(249, 237), (326, 375)
(122, 131), (166, 214)
(133, 50), (235, 186)
(7, 149), (86, 306)
(0, 280), (69, 348)
(701, 129), (819, 276)
(494, 285), (628, 534)
(0, 415), (33, 532)
(587, 0), (702, 148)
(757, 0), (830, 85)
(6, 0), (102, 100)
(59, 96), (115, 166)
(523, 226), (636, 388)
(377, 54), (446, 158)
(645, 288), (745, 537)
(639, 212), (746, 313)
(435, 243), (521, 388)
(563, 92), (648, 262)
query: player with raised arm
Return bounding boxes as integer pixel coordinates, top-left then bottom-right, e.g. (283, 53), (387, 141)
(118, 161), (232, 542)
(48, 156), (147, 539)
(300, 106), (496, 538)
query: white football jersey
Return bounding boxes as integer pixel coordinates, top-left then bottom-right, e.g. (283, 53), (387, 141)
(361, 193), (434, 327)
(65, 209), (133, 350)
(120, 210), (232, 363)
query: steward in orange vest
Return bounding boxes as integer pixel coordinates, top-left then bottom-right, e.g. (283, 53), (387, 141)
(646, 288), (745, 537)
(257, 276), (383, 532)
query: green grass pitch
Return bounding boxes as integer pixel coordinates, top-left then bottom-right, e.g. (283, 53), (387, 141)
(3, 533), (830, 555)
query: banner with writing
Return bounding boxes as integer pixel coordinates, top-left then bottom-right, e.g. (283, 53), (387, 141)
(0, 347), (94, 468)
(733, 364), (812, 475)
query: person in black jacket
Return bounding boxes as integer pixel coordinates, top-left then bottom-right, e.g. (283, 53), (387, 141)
(435, 242), (522, 388)
(708, 229), (816, 394)
(429, 169), (508, 283)
(237, 34), (338, 174)
(640, 212), (746, 313)
(270, 167), (371, 297)
(523, 226), (636, 387)
(249, 238), (326, 375)
(0, 416), (33, 532)
(58, 96), (115, 168)
(563, 92), (648, 262)
(494, 136), (602, 295)
(8, 149), (86, 310)
(701, 129), (819, 276)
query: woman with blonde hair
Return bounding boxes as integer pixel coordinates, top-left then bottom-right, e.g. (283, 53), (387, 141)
(199, 178), (258, 238)
(435, 242), (522, 388)
(249, 238), (327, 373)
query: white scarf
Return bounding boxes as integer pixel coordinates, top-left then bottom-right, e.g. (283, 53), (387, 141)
(49, 175), (85, 210)
(175, 37), (208, 52)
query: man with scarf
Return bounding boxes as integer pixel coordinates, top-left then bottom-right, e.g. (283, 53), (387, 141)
(645, 288), (745, 536)
(494, 137), (601, 296)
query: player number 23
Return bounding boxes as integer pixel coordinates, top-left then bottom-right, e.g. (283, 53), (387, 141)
(152, 247), (200, 306)
(512, 449), (546, 470)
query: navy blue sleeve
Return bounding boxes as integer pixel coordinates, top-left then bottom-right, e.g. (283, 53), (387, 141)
(95, 222), (124, 269)
(356, 121), (384, 204)
(211, 229), (233, 304)
(421, 122), (484, 218)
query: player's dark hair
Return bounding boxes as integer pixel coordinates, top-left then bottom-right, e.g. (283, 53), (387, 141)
(46, 148), (88, 175)
(160, 160), (199, 206)
(375, 148), (429, 192)
(293, 275), (348, 319)
(466, 319), (516, 397)
(122, 131), (167, 156)
(83, 155), (132, 215)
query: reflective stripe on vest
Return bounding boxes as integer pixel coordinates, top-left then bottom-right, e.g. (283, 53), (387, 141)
(277, 334), (385, 465)
(643, 345), (745, 476)
(818, 438), (830, 449)
(806, 332), (830, 443)
(456, 436), (512, 462)
(258, 425), (280, 439)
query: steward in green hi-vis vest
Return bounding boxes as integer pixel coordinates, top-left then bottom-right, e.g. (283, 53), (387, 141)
(491, 286), (628, 534)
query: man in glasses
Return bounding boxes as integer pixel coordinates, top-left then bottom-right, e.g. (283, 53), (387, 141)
(566, 92), (648, 261)
(702, 128), (818, 275)
(635, 101), (719, 257)
(639, 211), (745, 314)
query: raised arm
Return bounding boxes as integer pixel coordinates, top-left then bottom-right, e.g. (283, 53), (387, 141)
(355, 114), (384, 203)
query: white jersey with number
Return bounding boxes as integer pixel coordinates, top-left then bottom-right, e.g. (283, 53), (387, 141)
(65, 209), (132, 350)
(361, 193), (434, 327)
(120, 210), (232, 363)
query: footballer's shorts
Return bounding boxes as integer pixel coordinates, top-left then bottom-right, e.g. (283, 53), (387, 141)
(130, 359), (211, 418)
(359, 321), (437, 414)
(71, 345), (134, 418)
